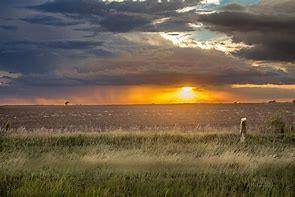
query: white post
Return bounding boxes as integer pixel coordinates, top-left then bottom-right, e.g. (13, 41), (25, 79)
(240, 118), (247, 142)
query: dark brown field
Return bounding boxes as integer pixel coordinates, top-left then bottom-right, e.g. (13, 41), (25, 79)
(0, 103), (294, 132)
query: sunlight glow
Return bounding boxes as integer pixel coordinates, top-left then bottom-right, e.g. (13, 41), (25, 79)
(177, 87), (197, 101)
(1, 85), (226, 105)
(231, 84), (295, 89)
(160, 32), (251, 54)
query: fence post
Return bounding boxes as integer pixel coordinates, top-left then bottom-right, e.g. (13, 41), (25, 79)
(240, 118), (247, 142)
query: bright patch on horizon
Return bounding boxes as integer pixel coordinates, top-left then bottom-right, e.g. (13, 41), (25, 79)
(178, 87), (198, 101)
(231, 84), (295, 89)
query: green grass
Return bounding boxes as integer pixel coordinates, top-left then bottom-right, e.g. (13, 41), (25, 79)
(0, 131), (294, 196)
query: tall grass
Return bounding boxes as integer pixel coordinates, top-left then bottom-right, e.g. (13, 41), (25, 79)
(0, 131), (294, 196)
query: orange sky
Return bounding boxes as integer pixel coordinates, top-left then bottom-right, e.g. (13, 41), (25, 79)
(1, 84), (293, 105)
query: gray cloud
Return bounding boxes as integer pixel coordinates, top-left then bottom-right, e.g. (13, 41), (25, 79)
(30, 0), (198, 33)
(198, 0), (295, 62)
(100, 13), (151, 33)
(33, 0), (188, 15)
(218, 3), (247, 12)
(0, 25), (18, 31)
(0, 70), (21, 86)
(1, 40), (103, 50)
(22, 15), (82, 26)
(0, 40), (111, 74)
(5, 47), (292, 88)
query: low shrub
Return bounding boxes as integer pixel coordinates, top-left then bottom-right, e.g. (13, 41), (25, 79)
(268, 116), (285, 134)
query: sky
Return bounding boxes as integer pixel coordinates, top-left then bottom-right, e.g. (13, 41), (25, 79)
(0, 0), (294, 104)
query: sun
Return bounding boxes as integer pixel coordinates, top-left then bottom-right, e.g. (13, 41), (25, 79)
(178, 87), (197, 101)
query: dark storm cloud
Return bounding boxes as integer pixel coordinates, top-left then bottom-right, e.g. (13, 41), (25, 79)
(0, 40), (110, 74)
(0, 25), (18, 31)
(30, 0), (198, 33)
(0, 49), (72, 74)
(33, 0), (187, 15)
(100, 13), (151, 33)
(22, 15), (82, 26)
(199, 12), (295, 31)
(1, 40), (103, 50)
(4, 47), (291, 88)
(32, 0), (109, 15)
(198, 0), (295, 62)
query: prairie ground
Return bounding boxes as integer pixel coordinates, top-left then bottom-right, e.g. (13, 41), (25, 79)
(0, 131), (294, 196)
(1, 104), (294, 132)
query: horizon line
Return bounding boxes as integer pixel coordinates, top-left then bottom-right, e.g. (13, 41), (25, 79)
(1, 101), (294, 107)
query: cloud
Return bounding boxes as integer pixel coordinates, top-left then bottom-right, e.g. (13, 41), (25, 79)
(257, 0), (295, 14)
(0, 35), (293, 89)
(0, 40), (110, 74)
(1, 40), (103, 49)
(0, 25), (18, 31)
(200, 0), (220, 5)
(100, 13), (151, 33)
(33, 0), (189, 15)
(0, 70), (21, 86)
(30, 0), (199, 33)
(10, 47), (290, 88)
(32, 0), (109, 15)
(22, 15), (82, 26)
(198, 0), (295, 62)
(218, 3), (247, 11)
(231, 84), (295, 89)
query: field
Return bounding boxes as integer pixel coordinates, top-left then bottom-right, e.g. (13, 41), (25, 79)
(0, 104), (294, 196)
(0, 103), (294, 132)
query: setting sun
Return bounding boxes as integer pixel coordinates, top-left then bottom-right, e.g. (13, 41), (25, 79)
(178, 87), (197, 101)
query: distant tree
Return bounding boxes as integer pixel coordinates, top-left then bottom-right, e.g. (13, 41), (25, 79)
(268, 100), (276, 103)
(65, 101), (70, 106)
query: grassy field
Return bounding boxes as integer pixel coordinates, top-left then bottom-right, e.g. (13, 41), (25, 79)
(0, 131), (294, 196)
